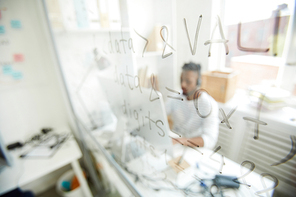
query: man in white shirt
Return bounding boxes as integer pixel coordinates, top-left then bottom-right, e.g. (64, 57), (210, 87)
(166, 62), (219, 149)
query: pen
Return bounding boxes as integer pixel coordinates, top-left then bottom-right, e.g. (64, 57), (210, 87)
(50, 136), (67, 149)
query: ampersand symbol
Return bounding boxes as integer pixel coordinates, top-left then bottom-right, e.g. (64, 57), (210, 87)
(160, 26), (175, 58)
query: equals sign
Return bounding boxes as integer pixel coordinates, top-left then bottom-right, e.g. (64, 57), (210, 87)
(166, 87), (183, 101)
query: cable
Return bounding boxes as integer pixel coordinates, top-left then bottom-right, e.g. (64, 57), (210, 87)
(122, 163), (207, 195)
(117, 152), (232, 197)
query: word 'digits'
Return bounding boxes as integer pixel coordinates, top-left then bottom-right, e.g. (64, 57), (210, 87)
(122, 100), (165, 137)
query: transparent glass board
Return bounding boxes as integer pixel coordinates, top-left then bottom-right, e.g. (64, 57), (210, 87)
(45, 0), (296, 196)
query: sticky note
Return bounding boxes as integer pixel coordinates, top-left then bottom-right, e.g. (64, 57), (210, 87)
(168, 156), (190, 173)
(2, 65), (13, 75)
(13, 54), (24, 62)
(73, 0), (89, 28)
(12, 71), (23, 80)
(11, 20), (22, 29)
(0, 26), (5, 34)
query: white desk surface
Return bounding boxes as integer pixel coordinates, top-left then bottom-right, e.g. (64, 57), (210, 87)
(86, 130), (276, 197)
(0, 137), (82, 195)
(122, 144), (274, 197)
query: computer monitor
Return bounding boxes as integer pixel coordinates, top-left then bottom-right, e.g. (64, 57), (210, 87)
(97, 68), (173, 156)
(126, 88), (173, 152)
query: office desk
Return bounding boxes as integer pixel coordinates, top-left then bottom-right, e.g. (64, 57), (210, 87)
(120, 144), (274, 197)
(0, 137), (92, 197)
(87, 131), (275, 197)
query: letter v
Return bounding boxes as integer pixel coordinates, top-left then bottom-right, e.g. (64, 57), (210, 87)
(184, 15), (202, 55)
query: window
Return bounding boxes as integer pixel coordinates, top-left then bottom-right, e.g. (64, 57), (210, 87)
(224, 0), (295, 93)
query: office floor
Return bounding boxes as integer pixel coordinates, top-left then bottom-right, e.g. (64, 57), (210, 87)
(36, 186), (59, 197)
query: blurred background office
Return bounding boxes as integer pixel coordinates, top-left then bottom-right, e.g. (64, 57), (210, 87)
(0, 0), (295, 196)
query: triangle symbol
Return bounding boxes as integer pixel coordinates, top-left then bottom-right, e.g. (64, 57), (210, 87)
(149, 74), (160, 102)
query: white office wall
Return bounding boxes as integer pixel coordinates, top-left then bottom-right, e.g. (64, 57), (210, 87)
(0, 0), (71, 144)
(126, 0), (176, 97)
(126, 0), (225, 90)
(176, 0), (213, 74)
(127, 0), (174, 51)
(176, 0), (225, 80)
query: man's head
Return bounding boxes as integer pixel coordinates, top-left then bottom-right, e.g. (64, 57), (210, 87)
(181, 62), (201, 97)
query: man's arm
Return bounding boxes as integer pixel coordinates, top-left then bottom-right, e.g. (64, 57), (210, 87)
(167, 115), (174, 130)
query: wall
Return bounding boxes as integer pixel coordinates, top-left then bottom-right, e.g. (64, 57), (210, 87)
(0, 0), (74, 194)
(127, 0), (177, 97)
(176, 0), (213, 79)
(0, 0), (71, 144)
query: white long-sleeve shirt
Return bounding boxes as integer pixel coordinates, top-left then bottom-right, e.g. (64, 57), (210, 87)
(165, 91), (219, 149)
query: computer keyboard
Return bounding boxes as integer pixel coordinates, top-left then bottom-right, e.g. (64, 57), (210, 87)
(124, 140), (146, 162)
